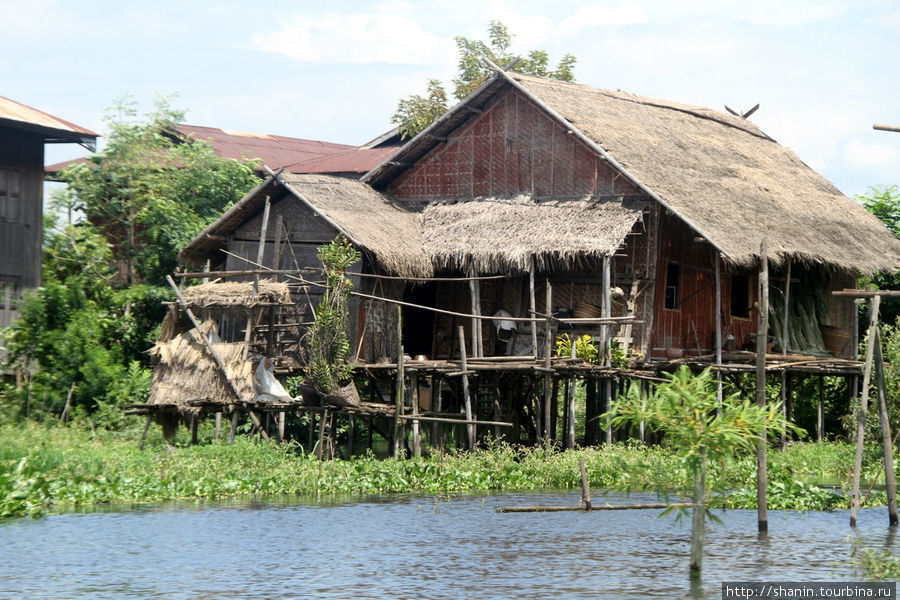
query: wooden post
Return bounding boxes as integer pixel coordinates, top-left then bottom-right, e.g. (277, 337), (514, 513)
(543, 281), (553, 445)
(689, 449), (708, 577)
(567, 340), (577, 449)
(585, 379), (598, 445)
(458, 326), (475, 450)
(755, 239), (769, 533)
(393, 306), (404, 459)
(189, 415), (198, 445)
(348, 414), (355, 457)
(253, 197), (271, 295)
(139, 415), (152, 450)
(432, 376), (443, 449)
(529, 259), (538, 358)
(579, 458), (592, 510)
(601, 256), (611, 359)
(308, 413), (316, 453)
(780, 260), (792, 449)
(165, 275), (269, 442)
(851, 295), (880, 527)
(469, 271), (480, 359)
(817, 376), (825, 442)
(317, 408), (328, 461)
(411, 373), (422, 458)
(604, 378), (613, 445)
(229, 409), (239, 445)
(874, 326), (899, 526)
(271, 215), (284, 274)
(277, 409), (285, 443)
(714, 252), (723, 406)
(215, 413), (222, 441)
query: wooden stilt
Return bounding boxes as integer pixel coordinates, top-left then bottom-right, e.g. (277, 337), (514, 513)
(189, 415), (198, 445)
(817, 376), (825, 442)
(432, 377), (443, 449)
(543, 281), (553, 445)
(458, 326), (475, 450)
(604, 379), (613, 444)
(229, 409), (239, 445)
(308, 413), (316, 453)
(874, 326), (899, 526)
(277, 410), (285, 443)
(529, 258), (538, 358)
(714, 252), (723, 405)
(585, 379), (598, 445)
(139, 415), (152, 450)
(348, 414), (355, 457)
(851, 295), (881, 527)
(567, 339), (577, 449)
(411, 373), (422, 458)
(756, 239), (769, 533)
(317, 408), (328, 461)
(393, 305), (404, 459)
(215, 412), (222, 441)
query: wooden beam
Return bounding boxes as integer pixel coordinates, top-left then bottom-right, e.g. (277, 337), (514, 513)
(874, 326), (898, 526)
(874, 123), (900, 133)
(832, 290), (900, 298)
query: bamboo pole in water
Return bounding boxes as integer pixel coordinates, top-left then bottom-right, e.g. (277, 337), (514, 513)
(497, 503), (693, 513)
(851, 295), (880, 527)
(543, 281), (553, 445)
(874, 326), (899, 526)
(579, 458), (592, 510)
(393, 306), (404, 460)
(755, 240), (769, 533)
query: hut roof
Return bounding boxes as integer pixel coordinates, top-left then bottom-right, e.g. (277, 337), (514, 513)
(280, 173), (431, 278)
(0, 95), (98, 149)
(366, 71), (900, 275)
(181, 279), (292, 307)
(422, 194), (646, 273)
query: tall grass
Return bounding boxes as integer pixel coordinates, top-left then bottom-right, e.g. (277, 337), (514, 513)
(0, 423), (876, 519)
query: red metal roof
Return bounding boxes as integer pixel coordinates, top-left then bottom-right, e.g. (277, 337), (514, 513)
(172, 124), (356, 171)
(284, 146), (397, 175)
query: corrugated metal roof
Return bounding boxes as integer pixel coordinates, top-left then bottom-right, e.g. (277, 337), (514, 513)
(172, 124), (355, 171)
(0, 96), (97, 143)
(284, 146), (397, 175)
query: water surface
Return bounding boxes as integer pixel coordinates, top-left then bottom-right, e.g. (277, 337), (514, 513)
(0, 491), (894, 599)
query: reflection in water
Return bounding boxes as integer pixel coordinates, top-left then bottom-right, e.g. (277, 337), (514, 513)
(0, 490), (892, 599)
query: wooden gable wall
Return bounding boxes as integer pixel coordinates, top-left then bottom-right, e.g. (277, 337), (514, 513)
(388, 88), (641, 201)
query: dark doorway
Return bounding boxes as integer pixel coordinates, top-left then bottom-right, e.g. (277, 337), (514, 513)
(403, 282), (437, 358)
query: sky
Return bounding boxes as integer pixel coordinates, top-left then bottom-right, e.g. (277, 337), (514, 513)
(2, 0), (898, 199)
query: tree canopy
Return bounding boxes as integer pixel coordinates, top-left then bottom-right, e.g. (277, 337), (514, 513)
(56, 95), (260, 285)
(392, 21), (577, 139)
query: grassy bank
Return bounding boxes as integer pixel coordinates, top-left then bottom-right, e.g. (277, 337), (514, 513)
(0, 422), (884, 518)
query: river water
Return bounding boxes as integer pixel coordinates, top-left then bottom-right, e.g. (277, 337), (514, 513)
(0, 491), (894, 599)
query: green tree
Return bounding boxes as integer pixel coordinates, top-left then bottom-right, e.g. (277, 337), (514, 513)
(858, 184), (900, 325)
(392, 21), (577, 139)
(607, 367), (795, 578)
(57, 95), (260, 285)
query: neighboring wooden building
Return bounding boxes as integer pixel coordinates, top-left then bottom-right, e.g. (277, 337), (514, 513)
(182, 69), (900, 366)
(0, 96), (97, 328)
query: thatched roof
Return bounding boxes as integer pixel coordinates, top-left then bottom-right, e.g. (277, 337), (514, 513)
(366, 71), (900, 275)
(181, 279), (291, 307)
(149, 321), (253, 408)
(280, 173), (431, 278)
(422, 194), (646, 273)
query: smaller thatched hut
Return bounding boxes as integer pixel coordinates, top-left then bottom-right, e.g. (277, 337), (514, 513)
(148, 280), (294, 419)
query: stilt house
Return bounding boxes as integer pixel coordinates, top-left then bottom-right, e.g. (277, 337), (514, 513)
(181, 69), (900, 368)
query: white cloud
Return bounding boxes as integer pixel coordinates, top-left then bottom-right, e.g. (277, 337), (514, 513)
(247, 9), (452, 65)
(875, 7), (900, 32)
(559, 3), (649, 34)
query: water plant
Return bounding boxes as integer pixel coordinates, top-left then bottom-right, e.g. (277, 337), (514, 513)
(606, 366), (797, 579)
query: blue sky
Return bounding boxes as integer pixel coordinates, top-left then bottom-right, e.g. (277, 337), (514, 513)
(2, 0), (898, 199)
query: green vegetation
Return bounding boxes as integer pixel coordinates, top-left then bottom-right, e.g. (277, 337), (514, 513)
(0, 421), (878, 520)
(392, 21), (576, 139)
(305, 236), (361, 396)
